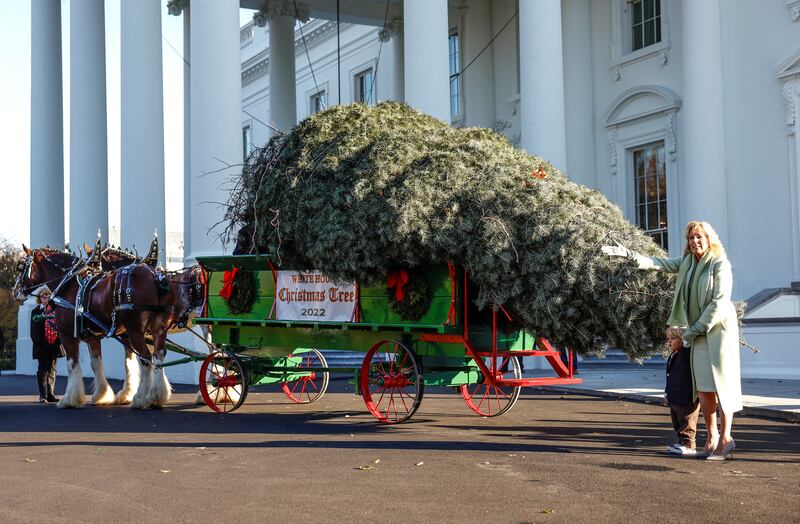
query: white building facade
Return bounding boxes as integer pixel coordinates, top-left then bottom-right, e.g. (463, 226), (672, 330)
(19, 0), (800, 382)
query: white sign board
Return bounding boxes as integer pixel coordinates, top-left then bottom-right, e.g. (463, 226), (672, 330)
(275, 270), (357, 322)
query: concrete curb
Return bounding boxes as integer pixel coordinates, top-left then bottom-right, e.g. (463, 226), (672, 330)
(537, 385), (800, 423)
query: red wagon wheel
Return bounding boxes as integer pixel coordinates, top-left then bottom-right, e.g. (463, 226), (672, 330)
(281, 349), (330, 404)
(360, 340), (424, 424)
(460, 355), (522, 417)
(199, 351), (248, 413)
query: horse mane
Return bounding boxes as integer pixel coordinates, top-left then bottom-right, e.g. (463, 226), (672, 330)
(102, 245), (138, 264)
(35, 248), (78, 265)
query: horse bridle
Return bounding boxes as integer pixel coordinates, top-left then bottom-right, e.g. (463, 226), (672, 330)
(14, 250), (84, 298)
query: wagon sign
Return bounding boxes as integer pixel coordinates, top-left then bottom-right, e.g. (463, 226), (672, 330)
(275, 270), (357, 322)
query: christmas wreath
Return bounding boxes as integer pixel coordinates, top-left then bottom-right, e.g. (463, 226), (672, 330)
(219, 267), (258, 315)
(386, 269), (431, 322)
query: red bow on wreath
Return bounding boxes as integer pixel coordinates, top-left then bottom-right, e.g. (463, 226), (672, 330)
(219, 268), (239, 300)
(387, 269), (409, 302)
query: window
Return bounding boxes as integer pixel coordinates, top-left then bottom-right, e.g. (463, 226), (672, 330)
(449, 31), (461, 118)
(310, 90), (326, 114)
(633, 142), (668, 248)
(242, 124), (252, 160)
(630, 0), (661, 51)
(354, 69), (374, 105)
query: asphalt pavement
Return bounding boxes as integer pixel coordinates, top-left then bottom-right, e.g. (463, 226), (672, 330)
(1, 374), (798, 523)
(529, 363), (800, 422)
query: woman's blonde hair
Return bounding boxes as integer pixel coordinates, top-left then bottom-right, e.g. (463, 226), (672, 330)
(35, 285), (52, 305)
(683, 221), (726, 258)
(665, 325), (684, 339)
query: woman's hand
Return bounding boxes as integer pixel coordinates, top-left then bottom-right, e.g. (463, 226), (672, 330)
(601, 245), (629, 257)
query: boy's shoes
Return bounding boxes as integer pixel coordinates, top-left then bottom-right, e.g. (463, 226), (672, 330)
(667, 444), (697, 456)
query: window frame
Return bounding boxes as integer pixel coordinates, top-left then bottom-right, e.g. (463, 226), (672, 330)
(449, 29), (462, 120)
(310, 90), (326, 115)
(603, 86), (682, 254)
(353, 67), (375, 105)
(629, 0), (662, 52)
(610, 0), (671, 72)
(242, 122), (253, 161)
(630, 141), (669, 249)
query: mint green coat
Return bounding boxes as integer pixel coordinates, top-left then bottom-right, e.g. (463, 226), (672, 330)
(633, 251), (743, 414)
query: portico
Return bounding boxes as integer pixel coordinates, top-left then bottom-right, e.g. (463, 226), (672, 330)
(22, 0), (800, 381)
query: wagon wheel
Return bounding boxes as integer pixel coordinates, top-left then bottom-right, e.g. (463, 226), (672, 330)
(281, 349), (330, 404)
(460, 355), (522, 417)
(360, 340), (424, 424)
(199, 351), (248, 413)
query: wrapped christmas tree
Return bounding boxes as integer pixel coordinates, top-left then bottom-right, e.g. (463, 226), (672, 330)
(224, 102), (676, 359)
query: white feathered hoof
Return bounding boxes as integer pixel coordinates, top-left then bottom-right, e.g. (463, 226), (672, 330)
(194, 390), (206, 406)
(130, 390), (149, 410)
(115, 352), (140, 405)
(130, 366), (153, 409)
(146, 368), (173, 408)
(114, 387), (135, 405)
(91, 382), (116, 406)
(57, 363), (86, 409)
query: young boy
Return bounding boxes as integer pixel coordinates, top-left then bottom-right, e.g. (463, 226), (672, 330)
(665, 326), (700, 455)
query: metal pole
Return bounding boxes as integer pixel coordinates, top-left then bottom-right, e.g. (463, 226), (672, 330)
(337, 0), (341, 105)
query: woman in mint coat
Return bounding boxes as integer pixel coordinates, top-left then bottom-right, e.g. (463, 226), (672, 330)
(604, 221), (742, 460)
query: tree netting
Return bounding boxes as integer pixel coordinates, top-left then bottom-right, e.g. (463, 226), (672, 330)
(223, 102), (675, 359)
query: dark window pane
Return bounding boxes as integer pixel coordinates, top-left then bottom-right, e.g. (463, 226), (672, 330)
(646, 175), (658, 199)
(637, 204), (646, 228)
(636, 177), (645, 204)
(633, 24), (643, 50)
(648, 202), (659, 230)
(633, 1), (642, 24)
(663, 231), (668, 249)
(644, 19), (655, 46)
(655, 17), (662, 42)
(655, 0), (661, 17)
(644, 0), (654, 20)
(635, 150), (645, 178)
(659, 200), (668, 228)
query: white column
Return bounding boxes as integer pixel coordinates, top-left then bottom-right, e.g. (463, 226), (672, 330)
(391, 20), (404, 102)
(269, 11), (297, 133)
(187, 0), (242, 262)
(183, 5), (192, 263)
(461, 0), (494, 128)
(30, 0), (65, 248)
(403, 0), (450, 122)
(519, 0), (567, 172)
(785, 79), (800, 281)
(121, 0), (166, 265)
(379, 19), (404, 102)
(562, 0), (595, 186)
(681, 0), (728, 242)
(69, 0), (108, 247)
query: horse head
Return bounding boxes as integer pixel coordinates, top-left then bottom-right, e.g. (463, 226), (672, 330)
(169, 265), (208, 327)
(13, 245), (80, 302)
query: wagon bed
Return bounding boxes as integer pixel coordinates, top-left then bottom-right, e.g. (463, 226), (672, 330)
(185, 254), (581, 423)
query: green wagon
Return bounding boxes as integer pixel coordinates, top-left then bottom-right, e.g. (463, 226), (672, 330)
(190, 254), (582, 424)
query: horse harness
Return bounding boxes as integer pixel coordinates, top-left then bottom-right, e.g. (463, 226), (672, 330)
(50, 263), (174, 340)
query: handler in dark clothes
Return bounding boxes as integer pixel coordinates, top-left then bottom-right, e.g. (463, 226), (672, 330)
(665, 326), (700, 455)
(30, 285), (60, 403)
